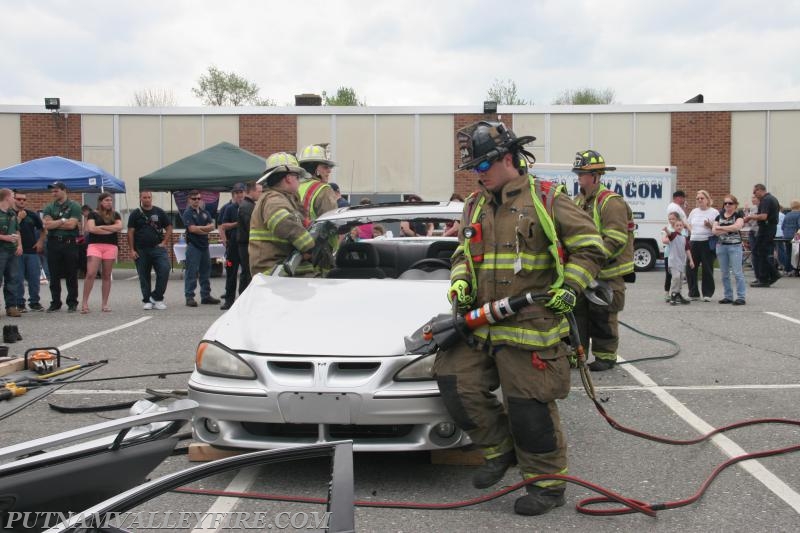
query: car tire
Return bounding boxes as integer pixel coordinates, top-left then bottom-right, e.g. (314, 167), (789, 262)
(633, 242), (657, 272)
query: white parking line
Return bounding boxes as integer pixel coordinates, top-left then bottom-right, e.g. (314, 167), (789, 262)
(190, 466), (262, 533)
(58, 316), (152, 351)
(618, 356), (800, 513)
(765, 312), (800, 326)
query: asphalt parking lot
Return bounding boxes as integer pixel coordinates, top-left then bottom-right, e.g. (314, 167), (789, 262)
(0, 265), (798, 532)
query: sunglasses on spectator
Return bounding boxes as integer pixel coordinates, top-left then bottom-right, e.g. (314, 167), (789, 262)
(16, 198), (26, 201)
(723, 201), (735, 205)
(190, 197), (201, 200)
(474, 159), (494, 174)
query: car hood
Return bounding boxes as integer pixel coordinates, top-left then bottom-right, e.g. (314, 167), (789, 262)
(204, 275), (451, 356)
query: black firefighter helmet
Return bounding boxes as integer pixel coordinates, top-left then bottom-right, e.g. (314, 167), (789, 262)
(456, 121), (536, 172)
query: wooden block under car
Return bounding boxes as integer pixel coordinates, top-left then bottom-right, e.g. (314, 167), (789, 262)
(187, 442), (247, 462)
(430, 447), (484, 465)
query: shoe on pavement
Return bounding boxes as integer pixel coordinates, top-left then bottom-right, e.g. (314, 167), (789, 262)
(186, 298), (198, 307)
(718, 298), (733, 304)
(46, 304), (62, 313)
(767, 272), (782, 286)
(472, 450), (517, 489)
(151, 298), (167, 310)
(514, 484), (566, 516)
(201, 296), (221, 305)
(220, 301), (233, 310)
(733, 299), (746, 306)
(750, 281), (769, 288)
(143, 301), (154, 310)
(5, 307), (21, 318)
(67, 305), (78, 313)
(28, 303), (44, 312)
(677, 294), (691, 304)
(702, 296), (711, 302)
(588, 358), (616, 371)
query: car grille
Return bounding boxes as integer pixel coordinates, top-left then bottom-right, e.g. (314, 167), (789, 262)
(241, 422), (414, 439)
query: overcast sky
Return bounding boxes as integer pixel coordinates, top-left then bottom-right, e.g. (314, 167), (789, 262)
(1, 0), (798, 108)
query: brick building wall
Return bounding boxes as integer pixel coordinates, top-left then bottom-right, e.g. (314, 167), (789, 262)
(671, 112), (732, 207)
(452, 114), (511, 200)
(239, 115), (297, 158)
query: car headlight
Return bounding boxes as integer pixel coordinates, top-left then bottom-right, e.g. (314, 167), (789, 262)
(195, 341), (256, 379)
(394, 353), (437, 381)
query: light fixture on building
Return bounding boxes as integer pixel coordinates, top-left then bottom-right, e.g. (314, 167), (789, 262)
(483, 101), (498, 114)
(45, 97), (61, 111)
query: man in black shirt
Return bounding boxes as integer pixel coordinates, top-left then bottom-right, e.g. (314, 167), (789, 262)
(219, 183), (245, 310)
(236, 181), (262, 292)
(13, 192), (45, 312)
(745, 183), (781, 287)
(127, 190), (173, 310)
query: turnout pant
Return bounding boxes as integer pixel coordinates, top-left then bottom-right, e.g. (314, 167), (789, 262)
(47, 237), (79, 308)
(573, 279), (626, 363)
(434, 341), (570, 482)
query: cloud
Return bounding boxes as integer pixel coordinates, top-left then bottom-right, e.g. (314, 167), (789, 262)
(1, 0), (798, 106)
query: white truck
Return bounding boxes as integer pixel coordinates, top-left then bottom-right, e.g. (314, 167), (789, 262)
(532, 164), (677, 271)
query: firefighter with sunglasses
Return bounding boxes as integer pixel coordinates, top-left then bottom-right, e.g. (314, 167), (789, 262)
(433, 122), (606, 516)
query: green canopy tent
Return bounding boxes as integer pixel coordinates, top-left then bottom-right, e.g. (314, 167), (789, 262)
(139, 142), (265, 192)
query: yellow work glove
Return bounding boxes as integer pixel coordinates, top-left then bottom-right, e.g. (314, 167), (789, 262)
(448, 280), (473, 308)
(545, 286), (577, 314)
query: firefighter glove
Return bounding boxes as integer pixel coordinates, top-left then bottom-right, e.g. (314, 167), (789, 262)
(545, 286), (577, 314)
(448, 280), (473, 308)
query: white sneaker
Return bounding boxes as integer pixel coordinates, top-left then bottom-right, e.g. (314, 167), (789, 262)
(702, 296), (711, 302)
(143, 301), (154, 310)
(150, 297), (167, 310)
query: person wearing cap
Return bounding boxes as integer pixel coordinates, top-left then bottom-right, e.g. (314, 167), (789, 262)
(236, 181), (263, 292)
(218, 183), (246, 310)
(41, 181), (82, 312)
(433, 121), (605, 516)
(181, 189), (220, 307)
(249, 153), (316, 277)
(0, 189), (23, 318)
(297, 144), (339, 225)
(329, 182), (349, 208)
(572, 150), (635, 372)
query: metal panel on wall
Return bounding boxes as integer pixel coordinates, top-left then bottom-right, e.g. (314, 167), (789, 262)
(335, 115), (374, 193)
(550, 114), (590, 164)
(163, 116), (203, 165)
(203, 115), (239, 147)
(376, 115), (414, 193)
(768, 110), (800, 205)
(0, 114), (20, 167)
(419, 114), (454, 201)
(593, 113), (633, 164)
(297, 115), (332, 154)
(119, 115), (161, 207)
(730, 111), (767, 201)
(82, 115), (114, 147)
(634, 113), (670, 166)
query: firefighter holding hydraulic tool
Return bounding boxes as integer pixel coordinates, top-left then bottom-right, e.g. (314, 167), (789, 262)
(432, 122), (606, 516)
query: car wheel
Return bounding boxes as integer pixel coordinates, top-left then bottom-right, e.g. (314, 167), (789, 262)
(633, 242), (657, 271)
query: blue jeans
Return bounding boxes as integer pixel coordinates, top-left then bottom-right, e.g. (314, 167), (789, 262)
(716, 244), (746, 301)
(184, 244), (211, 299)
(135, 246), (171, 303)
(0, 249), (20, 309)
(14, 253), (41, 307)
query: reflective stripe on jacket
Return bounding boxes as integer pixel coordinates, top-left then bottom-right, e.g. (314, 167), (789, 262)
(576, 184), (635, 279)
(249, 188), (315, 276)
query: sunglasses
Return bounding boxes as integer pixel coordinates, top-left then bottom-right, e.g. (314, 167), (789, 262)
(473, 159), (494, 174)
(190, 197), (201, 200)
(723, 201), (735, 205)
(16, 198), (26, 202)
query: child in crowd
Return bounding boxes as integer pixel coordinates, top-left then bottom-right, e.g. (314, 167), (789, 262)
(663, 219), (694, 305)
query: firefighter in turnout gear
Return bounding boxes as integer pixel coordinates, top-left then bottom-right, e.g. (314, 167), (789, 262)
(297, 144), (338, 226)
(433, 122), (606, 516)
(249, 153), (316, 277)
(572, 150), (635, 371)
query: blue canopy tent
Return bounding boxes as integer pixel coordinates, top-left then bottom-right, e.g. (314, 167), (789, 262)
(0, 156), (126, 192)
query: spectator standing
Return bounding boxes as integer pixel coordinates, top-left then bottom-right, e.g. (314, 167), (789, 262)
(127, 190), (172, 310)
(330, 182), (349, 208)
(781, 200), (800, 275)
(80, 193), (122, 313)
(42, 181), (81, 312)
(663, 218), (693, 305)
(219, 183), (245, 310)
(0, 189), (22, 317)
(182, 189), (219, 307)
(660, 212), (682, 302)
(236, 181), (262, 292)
(686, 190), (719, 301)
(400, 194), (433, 236)
(744, 195), (760, 279)
(667, 190), (688, 222)
(745, 183), (781, 287)
(776, 208), (787, 271)
(12, 192), (45, 312)
(713, 194), (746, 305)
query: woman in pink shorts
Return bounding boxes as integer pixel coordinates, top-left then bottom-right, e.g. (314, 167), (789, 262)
(80, 193), (122, 313)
